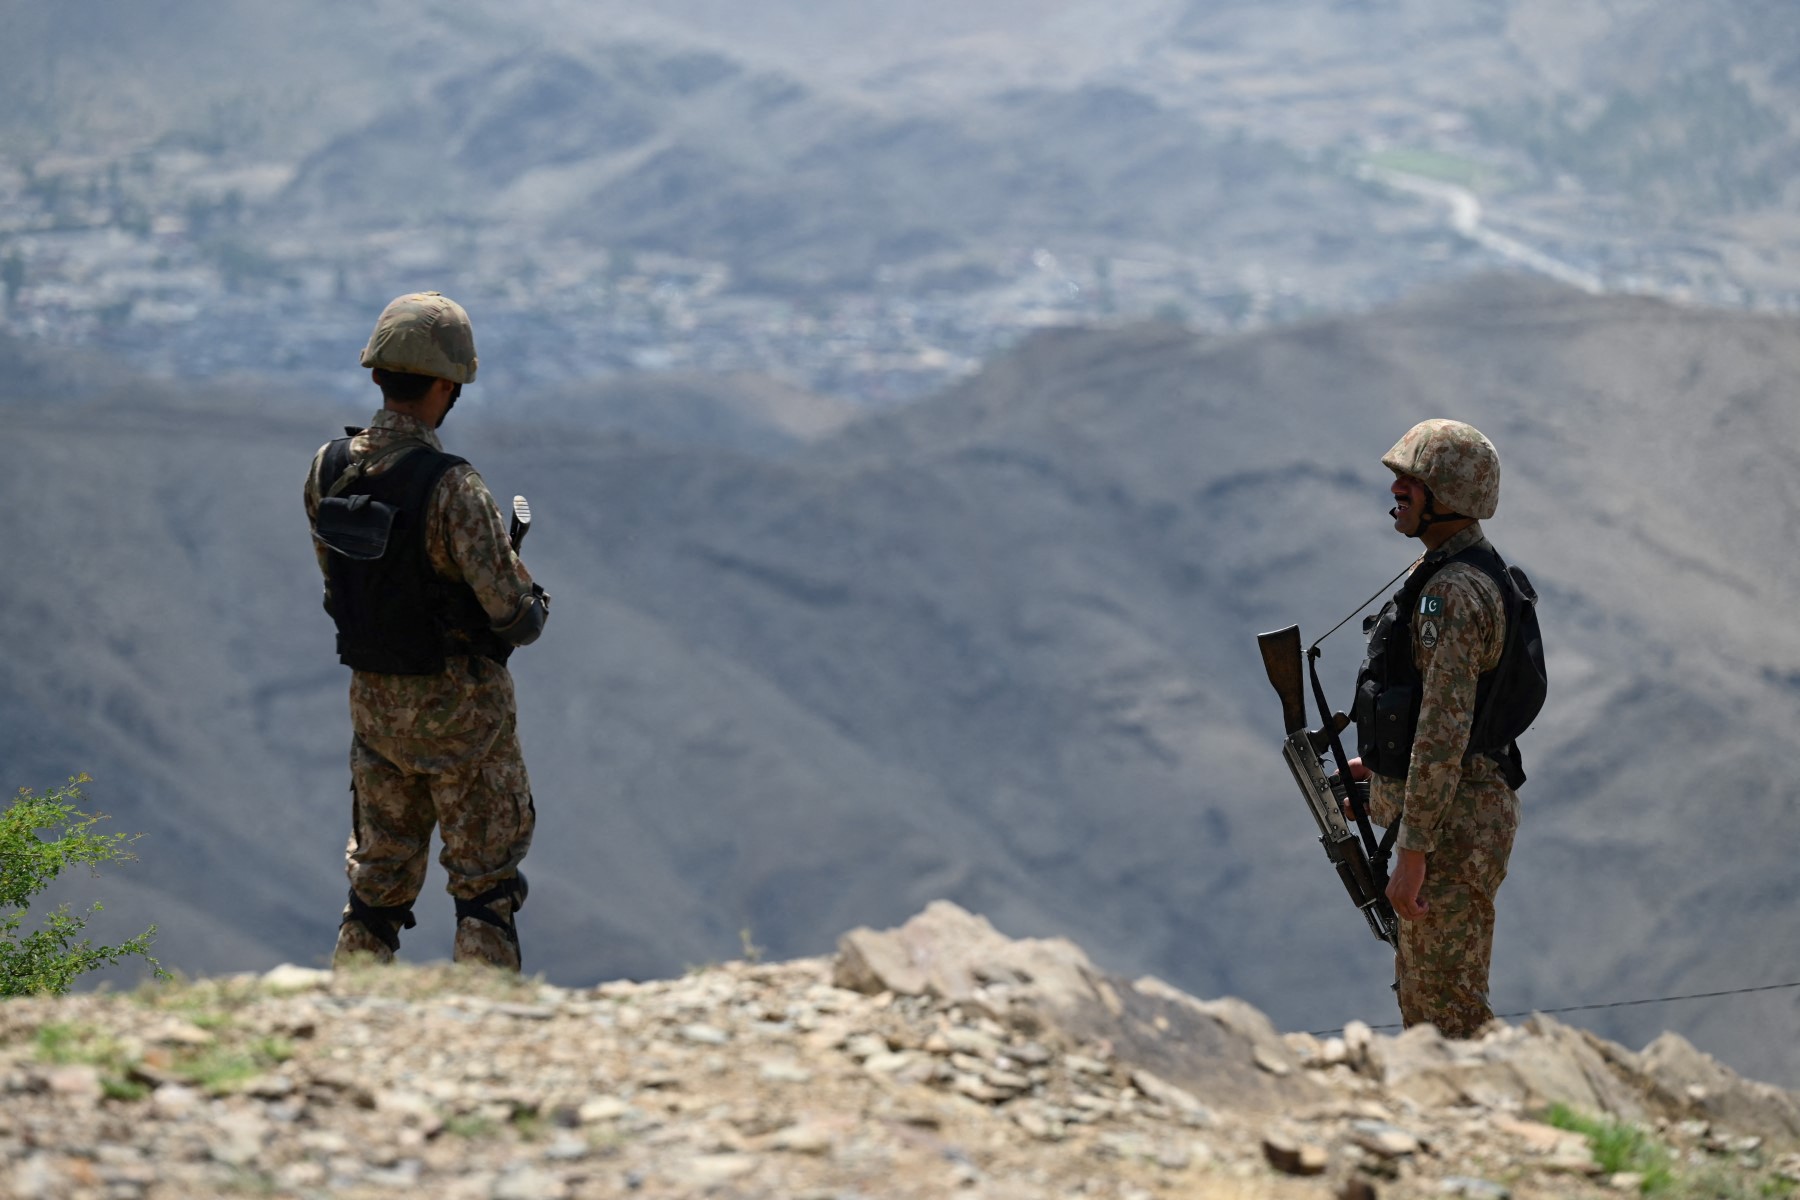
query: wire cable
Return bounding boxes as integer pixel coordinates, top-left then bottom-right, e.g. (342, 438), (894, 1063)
(1307, 979), (1800, 1038)
(1309, 561), (1415, 651)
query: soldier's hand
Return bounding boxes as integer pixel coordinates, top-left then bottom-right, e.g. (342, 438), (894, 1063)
(1386, 848), (1429, 921)
(1338, 758), (1373, 818)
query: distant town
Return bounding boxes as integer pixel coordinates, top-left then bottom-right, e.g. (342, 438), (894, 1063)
(4, 142), (1797, 408)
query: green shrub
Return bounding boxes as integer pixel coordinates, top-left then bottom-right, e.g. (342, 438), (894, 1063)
(1544, 1103), (1675, 1193)
(2, 775), (164, 996)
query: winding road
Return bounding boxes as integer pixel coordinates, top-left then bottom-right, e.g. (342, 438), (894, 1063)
(1361, 165), (1605, 294)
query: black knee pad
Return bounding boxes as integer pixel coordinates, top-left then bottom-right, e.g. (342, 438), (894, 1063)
(343, 888), (418, 953)
(454, 873), (527, 945)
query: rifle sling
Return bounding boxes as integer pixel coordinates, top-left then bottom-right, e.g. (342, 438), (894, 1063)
(1307, 645), (1389, 869)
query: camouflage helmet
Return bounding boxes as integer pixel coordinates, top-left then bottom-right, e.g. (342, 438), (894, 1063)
(359, 292), (478, 384)
(1381, 419), (1499, 520)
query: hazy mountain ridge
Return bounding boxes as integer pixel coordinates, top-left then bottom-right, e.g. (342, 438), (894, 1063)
(8, 276), (1799, 1087)
(10, 0), (1800, 291)
(513, 371), (855, 453)
(276, 43), (1382, 294)
(0, 1), (1180, 153)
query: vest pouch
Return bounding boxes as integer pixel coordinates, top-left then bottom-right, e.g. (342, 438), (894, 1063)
(1360, 680), (1417, 779)
(315, 493), (399, 561)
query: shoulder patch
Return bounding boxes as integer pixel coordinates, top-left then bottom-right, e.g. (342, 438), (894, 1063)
(1418, 619), (1440, 649)
(1419, 594), (1446, 617)
(1438, 560), (1508, 620)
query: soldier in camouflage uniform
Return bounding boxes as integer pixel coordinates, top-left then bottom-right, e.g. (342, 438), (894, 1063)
(1355, 420), (1521, 1038)
(304, 292), (549, 972)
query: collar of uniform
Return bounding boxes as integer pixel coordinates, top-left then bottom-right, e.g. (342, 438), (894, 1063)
(1435, 521), (1488, 559)
(367, 408), (445, 452)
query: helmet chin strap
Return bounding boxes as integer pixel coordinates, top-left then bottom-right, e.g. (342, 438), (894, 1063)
(1392, 488), (1469, 538)
(435, 383), (462, 428)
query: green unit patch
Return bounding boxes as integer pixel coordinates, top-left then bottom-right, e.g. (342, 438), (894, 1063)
(1419, 594), (1445, 617)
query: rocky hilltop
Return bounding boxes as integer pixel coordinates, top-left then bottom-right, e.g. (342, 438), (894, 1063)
(5, 904), (1798, 1200)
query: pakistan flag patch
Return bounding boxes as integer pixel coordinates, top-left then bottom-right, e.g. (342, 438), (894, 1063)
(1419, 594), (1445, 617)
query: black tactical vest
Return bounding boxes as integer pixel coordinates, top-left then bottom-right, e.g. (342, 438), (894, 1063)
(1352, 542), (1546, 789)
(314, 434), (511, 675)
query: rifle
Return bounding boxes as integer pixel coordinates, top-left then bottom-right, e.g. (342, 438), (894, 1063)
(508, 495), (532, 551)
(1256, 624), (1399, 947)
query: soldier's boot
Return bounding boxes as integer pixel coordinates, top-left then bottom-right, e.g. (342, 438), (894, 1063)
(453, 874), (527, 972)
(332, 889), (416, 969)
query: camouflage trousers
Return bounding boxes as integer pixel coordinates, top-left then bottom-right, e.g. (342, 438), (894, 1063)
(334, 657), (535, 971)
(1394, 775), (1519, 1039)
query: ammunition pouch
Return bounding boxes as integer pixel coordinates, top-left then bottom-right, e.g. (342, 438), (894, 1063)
(1354, 665), (1417, 780)
(314, 494), (400, 561)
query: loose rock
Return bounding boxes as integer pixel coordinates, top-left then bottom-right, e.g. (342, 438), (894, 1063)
(1263, 1131), (1330, 1176)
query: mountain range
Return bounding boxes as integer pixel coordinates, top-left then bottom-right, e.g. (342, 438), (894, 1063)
(7, 273), (1800, 1088)
(270, 42), (1396, 299)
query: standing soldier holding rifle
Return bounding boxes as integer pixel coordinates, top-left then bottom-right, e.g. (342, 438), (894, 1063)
(1260, 419), (1543, 1038)
(304, 292), (550, 971)
(1353, 419), (1542, 1037)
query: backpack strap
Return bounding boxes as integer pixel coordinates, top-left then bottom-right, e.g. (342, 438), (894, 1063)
(319, 435), (355, 497)
(324, 438), (430, 500)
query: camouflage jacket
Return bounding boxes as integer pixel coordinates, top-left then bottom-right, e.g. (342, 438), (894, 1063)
(304, 409), (541, 739)
(1368, 523), (1508, 854)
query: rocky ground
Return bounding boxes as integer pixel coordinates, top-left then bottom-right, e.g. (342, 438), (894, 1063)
(3, 903), (1798, 1200)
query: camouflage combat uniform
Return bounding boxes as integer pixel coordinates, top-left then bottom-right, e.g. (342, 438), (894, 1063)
(304, 409), (540, 970)
(1368, 522), (1518, 1038)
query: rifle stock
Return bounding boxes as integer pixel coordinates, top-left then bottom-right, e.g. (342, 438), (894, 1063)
(508, 494), (532, 550)
(1257, 625), (1308, 735)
